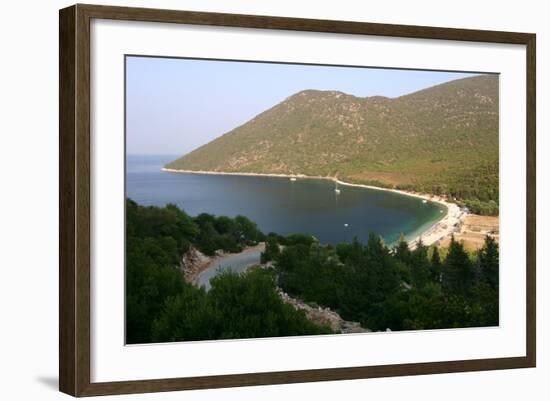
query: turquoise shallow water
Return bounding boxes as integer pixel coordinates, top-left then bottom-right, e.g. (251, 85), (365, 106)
(126, 155), (445, 245)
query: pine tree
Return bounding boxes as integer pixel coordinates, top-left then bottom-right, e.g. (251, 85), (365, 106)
(442, 236), (474, 295)
(478, 235), (499, 290)
(364, 233), (400, 305)
(430, 246), (443, 282)
(393, 233), (411, 265)
(410, 239), (431, 289)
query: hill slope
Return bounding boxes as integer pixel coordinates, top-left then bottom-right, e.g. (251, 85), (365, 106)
(166, 75), (499, 214)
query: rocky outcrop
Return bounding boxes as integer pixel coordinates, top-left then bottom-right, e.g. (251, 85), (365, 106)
(181, 246), (369, 334)
(180, 246), (211, 284)
(277, 290), (369, 334)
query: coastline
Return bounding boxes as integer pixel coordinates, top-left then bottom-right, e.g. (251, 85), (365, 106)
(162, 167), (467, 248)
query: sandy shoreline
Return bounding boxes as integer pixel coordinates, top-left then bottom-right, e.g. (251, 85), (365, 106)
(162, 167), (466, 248)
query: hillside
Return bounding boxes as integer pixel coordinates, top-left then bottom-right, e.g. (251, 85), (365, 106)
(166, 75), (499, 215)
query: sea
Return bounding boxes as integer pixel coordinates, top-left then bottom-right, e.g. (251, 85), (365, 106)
(126, 154), (445, 245)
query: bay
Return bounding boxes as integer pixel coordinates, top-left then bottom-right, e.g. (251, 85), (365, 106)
(126, 154), (445, 245)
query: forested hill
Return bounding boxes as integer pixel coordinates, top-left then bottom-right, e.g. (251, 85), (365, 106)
(166, 75), (499, 215)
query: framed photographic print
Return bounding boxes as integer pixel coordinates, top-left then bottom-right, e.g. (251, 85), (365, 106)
(59, 4), (536, 397)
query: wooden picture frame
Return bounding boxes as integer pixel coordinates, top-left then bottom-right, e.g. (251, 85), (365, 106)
(59, 3), (536, 397)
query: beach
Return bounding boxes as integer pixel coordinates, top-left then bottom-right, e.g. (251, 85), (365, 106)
(162, 168), (467, 248)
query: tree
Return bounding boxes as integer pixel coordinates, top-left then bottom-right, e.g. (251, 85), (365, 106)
(393, 233), (411, 265)
(208, 269), (332, 339)
(478, 235), (499, 290)
(151, 284), (213, 342)
(127, 198), (500, 340)
(234, 215), (264, 244)
(214, 215), (237, 236)
(126, 237), (185, 344)
(285, 233), (317, 247)
(442, 236), (474, 296)
(195, 220), (220, 255)
(471, 235), (499, 326)
(430, 246), (443, 283)
(261, 235), (280, 263)
(410, 239), (431, 289)
(151, 270), (332, 343)
(401, 283), (445, 330)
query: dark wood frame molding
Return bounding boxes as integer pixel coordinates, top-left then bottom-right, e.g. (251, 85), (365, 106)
(59, 3), (536, 397)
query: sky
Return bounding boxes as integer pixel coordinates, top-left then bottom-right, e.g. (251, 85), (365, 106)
(126, 56), (478, 155)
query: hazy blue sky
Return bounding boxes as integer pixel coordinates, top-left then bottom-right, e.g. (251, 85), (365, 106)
(126, 56), (477, 155)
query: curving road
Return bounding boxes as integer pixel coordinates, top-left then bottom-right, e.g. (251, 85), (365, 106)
(197, 243), (265, 290)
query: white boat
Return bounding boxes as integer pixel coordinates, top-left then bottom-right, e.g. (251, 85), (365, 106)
(422, 199), (428, 204)
(290, 177), (296, 181)
(334, 182), (341, 194)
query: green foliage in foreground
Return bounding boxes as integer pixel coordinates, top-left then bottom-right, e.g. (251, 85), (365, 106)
(127, 200), (499, 343)
(126, 200), (330, 344)
(151, 269), (331, 343)
(267, 234), (499, 331)
(127, 198), (264, 257)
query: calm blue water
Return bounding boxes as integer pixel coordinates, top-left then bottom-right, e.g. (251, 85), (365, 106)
(126, 155), (445, 245)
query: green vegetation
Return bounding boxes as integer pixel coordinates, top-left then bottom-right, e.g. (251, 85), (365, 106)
(150, 268), (331, 343)
(167, 75), (499, 215)
(265, 234), (499, 331)
(127, 200), (498, 343)
(126, 198), (264, 258)
(126, 199), (330, 344)
(193, 212), (265, 255)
